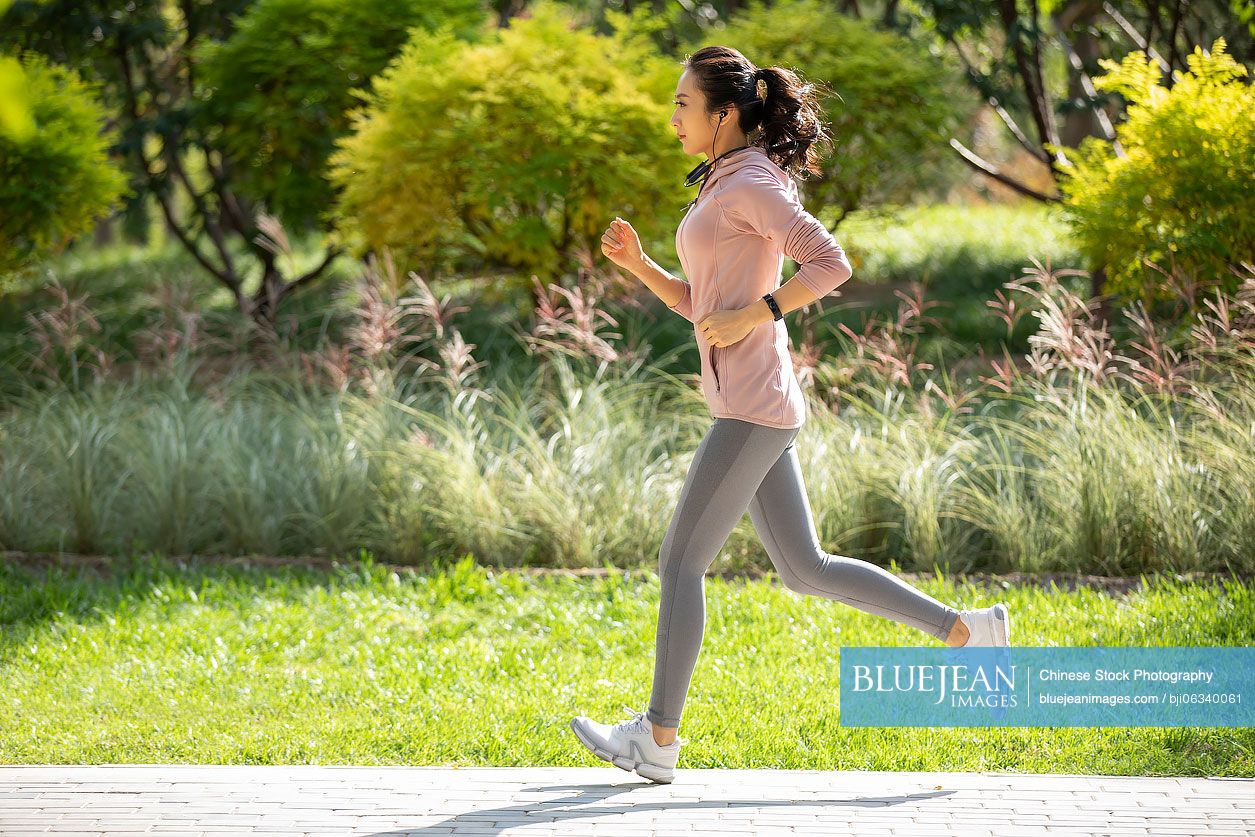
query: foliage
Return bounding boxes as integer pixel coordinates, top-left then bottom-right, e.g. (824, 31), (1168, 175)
(1052, 38), (1255, 306)
(0, 55), (29, 140)
(706, 0), (975, 220)
(327, 0), (692, 281)
(192, 0), (488, 230)
(3, 257), (1255, 574)
(0, 51), (129, 284)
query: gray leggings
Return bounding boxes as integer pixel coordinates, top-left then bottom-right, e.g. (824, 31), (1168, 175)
(646, 417), (961, 729)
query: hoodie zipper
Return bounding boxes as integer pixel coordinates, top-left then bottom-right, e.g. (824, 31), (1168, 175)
(694, 146), (755, 400)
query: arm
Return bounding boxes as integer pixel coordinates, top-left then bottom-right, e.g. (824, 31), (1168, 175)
(721, 166), (853, 314)
(622, 253), (695, 322)
(740, 278), (822, 327)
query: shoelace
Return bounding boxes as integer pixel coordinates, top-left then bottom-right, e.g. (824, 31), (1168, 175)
(615, 704), (649, 735)
(616, 705), (688, 746)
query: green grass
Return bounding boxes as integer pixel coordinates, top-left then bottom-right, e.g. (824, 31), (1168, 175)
(832, 202), (1078, 295)
(1, 552), (1251, 774)
(811, 202), (1084, 356)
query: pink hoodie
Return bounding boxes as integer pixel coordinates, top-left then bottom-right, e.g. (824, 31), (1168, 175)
(670, 145), (853, 429)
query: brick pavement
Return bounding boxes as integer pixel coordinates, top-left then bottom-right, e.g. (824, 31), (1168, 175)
(0, 765), (1251, 836)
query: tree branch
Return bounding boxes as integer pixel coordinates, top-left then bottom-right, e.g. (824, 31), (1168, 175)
(1101, 1), (1172, 73)
(948, 137), (1061, 202)
(1054, 30), (1122, 147)
(946, 33), (1051, 163)
(115, 38), (242, 297)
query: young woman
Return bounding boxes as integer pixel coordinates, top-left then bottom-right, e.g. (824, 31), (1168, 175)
(571, 46), (1011, 784)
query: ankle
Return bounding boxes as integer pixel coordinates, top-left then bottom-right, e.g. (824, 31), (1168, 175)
(946, 615), (970, 647)
(651, 725), (677, 745)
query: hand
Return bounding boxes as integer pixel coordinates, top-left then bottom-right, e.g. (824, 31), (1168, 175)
(698, 307), (757, 348)
(601, 216), (645, 270)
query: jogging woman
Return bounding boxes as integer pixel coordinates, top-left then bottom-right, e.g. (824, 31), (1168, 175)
(571, 46), (1011, 784)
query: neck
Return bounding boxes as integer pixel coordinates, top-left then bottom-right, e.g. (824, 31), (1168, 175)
(708, 132), (750, 161)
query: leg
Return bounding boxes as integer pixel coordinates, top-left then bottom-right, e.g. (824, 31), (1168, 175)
(647, 418), (798, 737)
(747, 440), (962, 642)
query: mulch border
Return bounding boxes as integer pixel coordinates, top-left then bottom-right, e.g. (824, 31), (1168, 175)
(2, 550), (1250, 597)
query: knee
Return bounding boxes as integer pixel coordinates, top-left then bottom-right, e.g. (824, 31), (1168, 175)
(784, 575), (821, 596)
(776, 552), (834, 594)
(658, 542), (679, 587)
(658, 541), (703, 587)
(776, 563), (816, 594)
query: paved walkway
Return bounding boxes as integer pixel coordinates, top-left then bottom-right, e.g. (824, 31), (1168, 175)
(1, 765), (1251, 836)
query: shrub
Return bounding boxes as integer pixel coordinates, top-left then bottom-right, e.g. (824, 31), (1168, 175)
(706, 0), (974, 223)
(326, 0), (691, 282)
(0, 52), (129, 283)
(193, 0), (487, 231)
(1052, 38), (1255, 307)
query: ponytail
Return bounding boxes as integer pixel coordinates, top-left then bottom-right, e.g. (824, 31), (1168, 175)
(754, 65), (833, 179)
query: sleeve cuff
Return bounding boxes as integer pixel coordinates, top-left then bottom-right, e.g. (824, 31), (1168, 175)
(669, 281), (695, 322)
(793, 260), (853, 299)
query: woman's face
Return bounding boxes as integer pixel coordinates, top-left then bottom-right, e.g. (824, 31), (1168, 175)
(670, 69), (723, 159)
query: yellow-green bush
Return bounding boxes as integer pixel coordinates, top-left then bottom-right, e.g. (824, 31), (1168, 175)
(1053, 38), (1254, 304)
(0, 52), (129, 284)
(0, 53), (29, 140)
(327, 0), (691, 281)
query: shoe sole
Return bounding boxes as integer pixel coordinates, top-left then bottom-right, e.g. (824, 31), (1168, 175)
(569, 718), (676, 784)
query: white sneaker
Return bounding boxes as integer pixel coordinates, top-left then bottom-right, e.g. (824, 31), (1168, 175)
(570, 705), (688, 784)
(959, 602), (1012, 647)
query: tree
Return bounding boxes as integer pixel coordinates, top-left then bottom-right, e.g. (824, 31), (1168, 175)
(708, 0), (975, 226)
(1, 0), (483, 324)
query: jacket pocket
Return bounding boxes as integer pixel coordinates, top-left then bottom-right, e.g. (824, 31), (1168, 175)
(709, 345), (723, 393)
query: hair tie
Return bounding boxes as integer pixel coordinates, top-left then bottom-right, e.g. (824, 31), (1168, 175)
(753, 67), (768, 101)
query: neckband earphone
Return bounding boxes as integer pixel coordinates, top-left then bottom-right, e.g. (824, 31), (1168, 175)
(681, 109), (751, 212)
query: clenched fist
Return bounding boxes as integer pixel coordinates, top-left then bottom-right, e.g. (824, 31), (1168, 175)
(601, 216), (645, 270)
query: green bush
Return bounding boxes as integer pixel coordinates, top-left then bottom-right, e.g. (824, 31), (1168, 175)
(193, 0), (487, 231)
(327, 0), (692, 281)
(707, 0), (975, 222)
(1052, 38), (1255, 305)
(0, 52), (129, 283)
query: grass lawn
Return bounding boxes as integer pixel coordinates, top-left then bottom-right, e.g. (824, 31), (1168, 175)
(1, 552), (1251, 775)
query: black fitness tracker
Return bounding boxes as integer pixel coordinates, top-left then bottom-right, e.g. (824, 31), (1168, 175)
(762, 292), (784, 321)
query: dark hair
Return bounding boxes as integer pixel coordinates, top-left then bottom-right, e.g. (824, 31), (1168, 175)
(683, 45), (833, 179)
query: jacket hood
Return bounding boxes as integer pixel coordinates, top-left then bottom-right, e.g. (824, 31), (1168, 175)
(699, 144), (779, 193)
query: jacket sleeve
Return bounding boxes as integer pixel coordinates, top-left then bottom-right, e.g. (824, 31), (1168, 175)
(722, 166), (853, 298)
(668, 279), (695, 322)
